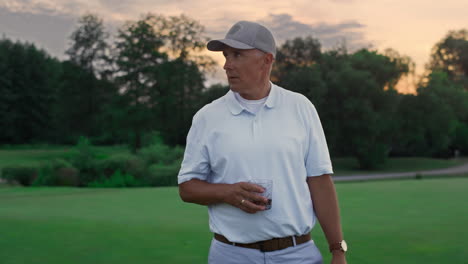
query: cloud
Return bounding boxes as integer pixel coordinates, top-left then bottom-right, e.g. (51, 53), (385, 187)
(0, 1), (128, 59)
(205, 13), (371, 52)
(0, 6), (77, 59)
(203, 13), (372, 85)
(1, 0), (82, 17)
(257, 13), (371, 51)
(0, 2), (372, 65)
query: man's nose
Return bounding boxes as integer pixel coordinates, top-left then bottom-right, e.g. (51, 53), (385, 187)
(223, 58), (232, 70)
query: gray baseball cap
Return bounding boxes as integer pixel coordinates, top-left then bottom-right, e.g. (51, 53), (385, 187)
(207, 21), (276, 58)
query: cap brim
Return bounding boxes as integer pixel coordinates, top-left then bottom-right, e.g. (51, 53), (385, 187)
(207, 39), (255, 51)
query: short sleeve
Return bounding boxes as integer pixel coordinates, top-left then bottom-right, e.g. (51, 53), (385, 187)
(303, 100), (334, 177)
(177, 111), (211, 184)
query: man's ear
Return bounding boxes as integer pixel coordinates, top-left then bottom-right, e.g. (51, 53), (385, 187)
(264, 53), (274, 66)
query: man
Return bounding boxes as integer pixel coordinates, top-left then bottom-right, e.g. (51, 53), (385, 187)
(178, 20), (347, 264)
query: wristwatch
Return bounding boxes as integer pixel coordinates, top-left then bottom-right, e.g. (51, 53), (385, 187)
(329, 240), (348, 253)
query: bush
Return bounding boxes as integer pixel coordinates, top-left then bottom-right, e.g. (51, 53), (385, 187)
(71, 136), (99, 168)
(55, 167), (80, 186)
(139, 143), (184, 166)
(95, 153), (146, 180)
(1, 137), (185, 188)
(87, 169), (142, 188)
(144, 160), (182, 187)
(453, 122), (468, 155)
(32, 159), (79, 186)
(1, 165), (39, 186)
(141, 130), (165, 147)
(356, 143), (388, 170)
(32, 165), (55, 186)
(69, 136), (100, 186)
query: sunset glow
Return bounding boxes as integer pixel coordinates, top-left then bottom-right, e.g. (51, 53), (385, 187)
(1, 0), (467, 93)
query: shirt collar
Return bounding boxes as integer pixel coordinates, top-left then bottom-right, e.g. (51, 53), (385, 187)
(265, 82), (278, 109)
(226, 82), (278, 115)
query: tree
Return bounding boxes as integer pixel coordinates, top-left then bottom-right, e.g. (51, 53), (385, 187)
(272, 38), (412, 168)
(157, 14), (214, 145)
(419, 71), (468, 121)
(395, 94), (457, 157)
(428, 29), (468, 90)
(326, 59), (397, 168)
(272, 36), (322, 84)
(351, 48), (413, 91)
(60, 13), (117, 144)
(113, 14), (169, 152)
(154, 58), (206, 145)
(417, 71), (467, 156)
(0, 38), (61, 144)
(110, 13), (214, 150)
(272, 36), (327, 109)
(53, 61), (117, 144)
(453, 122), (468, 155)
(394, 70), (468, 157)
(275, 36), (322, 67)
(198, 84), (230, 109)
(278, 65), (327, 108)
(66, 13), (111, 79)
(319, 49), (410, 169)
(164, 14), (215, 68)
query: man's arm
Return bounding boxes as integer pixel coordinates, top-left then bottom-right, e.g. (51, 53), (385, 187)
(179, 179), (268, 214)
(307, 174), (347, 263)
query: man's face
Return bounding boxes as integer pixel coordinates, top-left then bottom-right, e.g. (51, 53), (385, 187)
(222, 46), (267, 95)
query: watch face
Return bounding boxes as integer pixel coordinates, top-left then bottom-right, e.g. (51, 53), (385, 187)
(341, 240), (348, 252)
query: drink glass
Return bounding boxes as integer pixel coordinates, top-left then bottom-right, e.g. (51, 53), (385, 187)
(249, 179), (273, 210)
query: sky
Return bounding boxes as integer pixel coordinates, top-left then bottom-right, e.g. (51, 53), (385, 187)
(1, 0), (467, 93)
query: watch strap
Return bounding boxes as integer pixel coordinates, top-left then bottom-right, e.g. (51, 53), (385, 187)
(329, 241), (345, 252)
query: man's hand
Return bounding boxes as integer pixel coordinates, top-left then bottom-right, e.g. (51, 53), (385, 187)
(307, 175), (346, 264)
(331, 251), (347, 264)
(223, 182), (268, 214)
(179, 179), (268, 214)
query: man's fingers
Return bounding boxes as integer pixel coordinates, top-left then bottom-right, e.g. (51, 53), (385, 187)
(246, 192), (268, 205)
(230, 182), (267, 213)
(240, 199), (265, 213)
(234, 182), (268, 205)
(240, 182), (265, 193)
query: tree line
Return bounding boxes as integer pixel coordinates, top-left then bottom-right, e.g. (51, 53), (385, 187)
(0, 13), (467, 169)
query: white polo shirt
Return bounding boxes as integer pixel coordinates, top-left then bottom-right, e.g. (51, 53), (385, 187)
(178, 82), (333, 243)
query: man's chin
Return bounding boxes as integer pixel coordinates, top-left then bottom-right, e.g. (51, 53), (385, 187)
(228, 83), (239, 92)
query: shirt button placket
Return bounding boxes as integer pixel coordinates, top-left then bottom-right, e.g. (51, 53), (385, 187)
(253, 110), (263, 139)
(253, 111), (262, 140)
(252, 118), (257, 139)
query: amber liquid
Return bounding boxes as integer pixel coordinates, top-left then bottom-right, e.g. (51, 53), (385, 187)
(254, 199), (272, 210)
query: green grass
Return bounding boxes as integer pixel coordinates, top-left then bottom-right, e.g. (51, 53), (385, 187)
(0, 178), (467, 264)
(332, 157), (468, 175)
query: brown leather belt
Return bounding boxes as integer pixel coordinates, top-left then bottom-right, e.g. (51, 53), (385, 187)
(214, 233), (311, 252)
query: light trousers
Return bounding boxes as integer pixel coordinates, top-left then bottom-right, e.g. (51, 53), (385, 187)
(208, 238), (323, 264)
